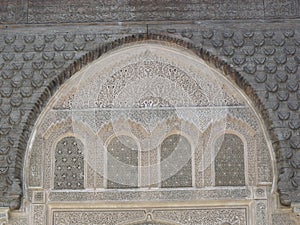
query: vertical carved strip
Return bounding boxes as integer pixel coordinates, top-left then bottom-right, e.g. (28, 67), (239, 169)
(247, 135), (257, 186)
(140, 150), (149, 188)
(255, 201), (268, 225)
(194, 144), (203, 188)
(32, 204), (46, 225)
(257, 134), (273, 183)
(28, 136), (43, 187)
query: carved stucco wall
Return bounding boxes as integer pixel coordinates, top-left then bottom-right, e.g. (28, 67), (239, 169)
(0, 0), (299, 224)
(20, 43), (275, 224)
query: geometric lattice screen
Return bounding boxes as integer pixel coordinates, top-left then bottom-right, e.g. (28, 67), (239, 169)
(160, 134), (192, 188)
(215, 134), (245, 186)
(106, 135), (139, 189)
(54, 136), (84, 190)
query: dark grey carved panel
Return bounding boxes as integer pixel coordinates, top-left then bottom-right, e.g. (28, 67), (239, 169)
(107, 135), (139, 189)
(0, 1), (298, 25)
(54, 137), (84, 190)
(215, 134), (245, 186)
(0, 0), (27, 24)
(264, 0), (299, 18)
(160, 134), (192, 188)
(0, 0), (295, 24)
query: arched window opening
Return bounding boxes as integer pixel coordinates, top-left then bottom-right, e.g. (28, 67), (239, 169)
(214, 133), (245, 186)
(54, 136), (84, 190)
(107, 135), (139, 189)
(160, 134), (192, 188)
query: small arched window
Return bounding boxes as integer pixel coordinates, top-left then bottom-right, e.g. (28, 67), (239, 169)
(214, 133), (245, 186)
(106, 135), (139, 188)
(160, 134), (192, 188)
(54, 136), (84, 190)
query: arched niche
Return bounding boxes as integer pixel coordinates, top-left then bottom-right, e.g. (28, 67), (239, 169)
(22, 41), (275, 225)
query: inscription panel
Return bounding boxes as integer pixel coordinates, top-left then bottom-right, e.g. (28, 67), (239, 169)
(52, 210), (146, 225)
(153, 208), (247, 225)
(3, 0), (299, 24)
(51, 207), (248, 225)
(48, 188), (251, 202)
(25, 0), (298, 24)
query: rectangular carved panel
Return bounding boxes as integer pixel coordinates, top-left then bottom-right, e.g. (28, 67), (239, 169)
(48, 188), (251, 202)
(153, 207), (247, 225)
(25, 0), (294, 24)
(32, 204), (46, 225)
(264, 0), (299, 18)
(52, 210), (146, 225)
(52, 207), (248, 225)
(0, 0), (27, 24)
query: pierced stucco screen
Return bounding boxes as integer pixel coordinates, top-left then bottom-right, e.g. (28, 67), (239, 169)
(23, 42), (274, 225)
(160, 134), (192, 188)
(106, 135), (139, 189)
(54, 136), (84, 190)
(214, 133), (245, 186)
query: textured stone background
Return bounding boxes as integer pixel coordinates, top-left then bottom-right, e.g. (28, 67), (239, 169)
(0, 0), (299, 24)
(0, 0), (299, 210)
